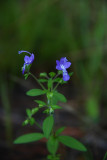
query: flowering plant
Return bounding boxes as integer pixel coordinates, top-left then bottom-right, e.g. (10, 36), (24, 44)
(14, 51), (87, 160)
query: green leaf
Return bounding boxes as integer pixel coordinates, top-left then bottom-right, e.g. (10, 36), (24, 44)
(24, 73), (29, 80)
(29, 117), (36, 126)
(22, 119), (29, 126)
(14, 133), (44, 144)
(43, 109), (50, 114)
(31, 108), (39, 115)
(49, 72), (56, 78)
(35, 100), (46, 106)
(40, 72), (47, 77)
(55, 127), (66, 136)
(48, 78), (53, 89)
(54, 78), (62, 83)
(26, 89), (47, 96)
(52, 105), (62, 110)
(69, 72), (74, 76)
(53, 91), (67, 103)
(103, 152), (107, 160)
(58, 136), (87, 152)
(47, 136), (59, 155)
(43, 116), (54, 138)
(26, 109), (32, 117)
(39, 79), (48, 83)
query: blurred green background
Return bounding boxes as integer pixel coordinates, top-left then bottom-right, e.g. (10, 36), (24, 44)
(0, 0), (107, 159)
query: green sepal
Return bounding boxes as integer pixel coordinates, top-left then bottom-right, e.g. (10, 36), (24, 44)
(58, 135), (87, 152)
(14, 133), (44, 144)
(47, 136), (59, 155)
(69, 72), (74, 76)
(49, 72), (56, 78)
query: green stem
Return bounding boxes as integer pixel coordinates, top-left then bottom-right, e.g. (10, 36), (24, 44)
(53, 81), (61, 91)
(29, 72), (46, 90)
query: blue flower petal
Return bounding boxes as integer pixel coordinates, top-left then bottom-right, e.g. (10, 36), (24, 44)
(63, 72), (70, 81)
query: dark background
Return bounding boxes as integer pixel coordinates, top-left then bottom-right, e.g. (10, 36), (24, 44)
(0, 0), (107, 159)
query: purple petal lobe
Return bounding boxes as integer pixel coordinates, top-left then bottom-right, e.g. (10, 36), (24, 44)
(64, 62), (71, 69)
(63, 72), (70, 81)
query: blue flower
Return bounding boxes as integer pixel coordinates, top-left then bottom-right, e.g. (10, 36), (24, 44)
(18, 50), (34, 74)
(56, 57), (71, 81)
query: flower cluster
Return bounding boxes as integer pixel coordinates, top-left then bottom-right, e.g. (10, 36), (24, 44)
(18, 51), (71, 81)
(18, 50), (34, 74)
(56, 57), (71, 81)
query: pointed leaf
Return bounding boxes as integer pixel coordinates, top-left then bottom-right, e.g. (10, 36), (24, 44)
(43, 116), (54, 138)
(56, 127), (66, 136)
(58, 135), (87, 152)
(40, 72), (47, 77)
(47, 136), (59, 155)
(14, 133), (44, 144)
(26, 109), (32, 117)
(52, 105), (62, 110)
(53, 91), (67, 103)
(26, 89), (47, 96)
(35, 100), (46, 106)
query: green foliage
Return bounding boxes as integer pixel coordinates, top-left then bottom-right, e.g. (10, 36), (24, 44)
(24, 73), (29, 80)
(35, 100), (46, 108)
(58, 135), (87, 152)
(31, 107), (39, 114)
(49, 72), (56, 78)
(14, 133), (44, 144)
(26, 89), (47, 96)
(43, 116), (54, 138)
(47, 154), (60, 160)
(29, 117), (36, 126)
(53, 91), (67, 103)
(51, 105), (62, 110)
(47, 136), (59, 155)
(55, 127), (66, 136)
(40, 72), (48, 78)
